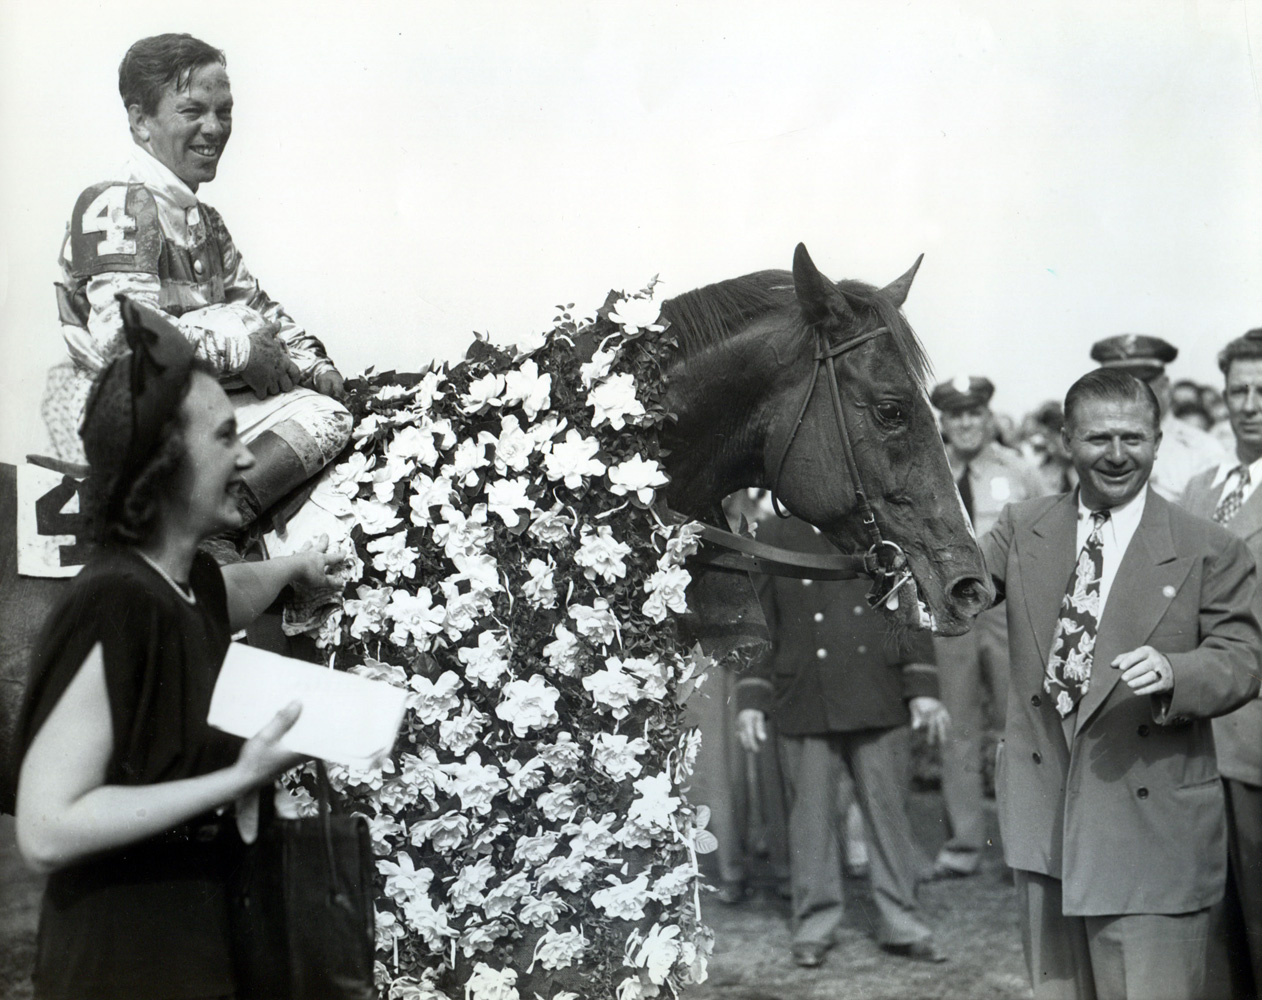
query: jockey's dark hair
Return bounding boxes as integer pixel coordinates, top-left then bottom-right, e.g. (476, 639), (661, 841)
(82, 358), (217, 546)
(119, 34), (226, 116)
(1217, 330), (1262, 376)
(1063, 368), (1160, 433)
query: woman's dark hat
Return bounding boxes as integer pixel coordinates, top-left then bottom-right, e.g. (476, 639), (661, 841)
(80, 296), (196, 484)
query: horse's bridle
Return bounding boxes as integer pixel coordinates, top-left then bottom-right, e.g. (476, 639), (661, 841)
(768, 322), (913, 610)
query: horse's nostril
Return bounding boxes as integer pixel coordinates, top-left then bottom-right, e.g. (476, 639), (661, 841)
(949, 576), (992, 615)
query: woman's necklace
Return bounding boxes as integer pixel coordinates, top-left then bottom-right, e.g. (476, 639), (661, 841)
(136, 550), (197, 606)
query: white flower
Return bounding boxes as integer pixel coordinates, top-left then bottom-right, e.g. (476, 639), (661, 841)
(579, 347), (618, 389)
(504, 756), (548, 799)
(375, 907), (406, 952)
(519, 893), (566, 928)
(514, 829), (561, 867)
(450, 433), (494, 487)
(643, 564), (691, 623)
(482, 870), (531, 920)
(344, 585), (393, 641)
(495, 674), (561, 737)
(588, 372), (646, 430)
(609, 293), (664, 335)
(457, 630), (512, 687)
(591, 873), (651, 920)
(352, 413), (385, 446)
(373, 382), (411, 403)
(387, 424), (442, 468)
(408, 471), (455, 526)
(651, 863), (698, 902)
(378, 852), (433, 906)
(507, 326), (549, 358)
(410, 812), (469, 852)
(534, 854), (593, 892)
(528, 504), (575, 544)
(621, 655), (669, 702)
(569, 598), (619, 645)
(501, 359), (552, 421)
(536, 734), (583, 775)
(412, 370), (446, 412)
(582, 657), (643, 719)
(449, 856), (497, 912)
(563, 813), (618, 861)
(626, 772), (681, 836)
(490, 416), (534, 474)
(485, 477), (534, 526)
(399, 748), (452, 808)
(367, 531), (420, 582)
(400, 894), (456, 949)
(432, 505), (493, 563)
(543, 430), (605, 489)
(327, 450), (375, 498)
(574, 524), (633, 583)
(439, 701), (489, 756)
(460, 921), (512, 958)
(530, 927), (587, 972)
(464, 963), (518, 1000)
(460, 372), (506, 414)
(633, 923), (682, 985)
(521, 558), (558, 609)
(536, 782), (581, 823)
(352, 498), (403, 535)
(368, 813), (406, 854)
(542, 624), (585, 676)
(408, 670), (462, 725)
(592, 732), (651, 781)
(607, 454), (669, 506)
(387, 587), (446, 646)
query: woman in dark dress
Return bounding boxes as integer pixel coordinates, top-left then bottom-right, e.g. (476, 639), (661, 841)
(13, 299), (345, 1000)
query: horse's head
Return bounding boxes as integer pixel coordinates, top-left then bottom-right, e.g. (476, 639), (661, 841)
(763, 244), (991, 635)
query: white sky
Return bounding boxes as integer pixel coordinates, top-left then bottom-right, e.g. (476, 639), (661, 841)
(2, 0), (1261, 464)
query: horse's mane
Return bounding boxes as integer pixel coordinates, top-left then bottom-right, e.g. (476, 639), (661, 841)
(659, 270), (932, 388)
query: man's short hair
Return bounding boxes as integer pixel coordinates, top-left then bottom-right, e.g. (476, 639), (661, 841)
(118, 33), (226, 116)
(1216, 331), (1262, 377)
(1063, 368), (1161, 432)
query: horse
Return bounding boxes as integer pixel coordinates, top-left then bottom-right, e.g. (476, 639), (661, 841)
(657, 243), (987, 637)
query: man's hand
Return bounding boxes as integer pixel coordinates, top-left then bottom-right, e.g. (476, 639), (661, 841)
(737, 708), (767, 753)
(909, 696), (950, 745)
(313, 367), (347, 402)
(1113, 645), (1175, 696)
(241, 329), (301, 399)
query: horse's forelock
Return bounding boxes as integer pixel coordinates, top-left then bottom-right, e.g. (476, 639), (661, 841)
(834, 279), (933, 390)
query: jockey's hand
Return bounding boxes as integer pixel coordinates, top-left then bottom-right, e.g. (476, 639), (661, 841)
(313, 368), (347, 402)
(242, 330), (301, 399)
(909, 696), (950, 746)
(291, 533), (348, 591)
(737, 708), (767, 754)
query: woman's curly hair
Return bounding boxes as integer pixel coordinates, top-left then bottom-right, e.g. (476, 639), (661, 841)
(82, 360), (217, 546)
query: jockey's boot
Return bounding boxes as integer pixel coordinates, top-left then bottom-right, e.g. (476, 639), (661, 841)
(238, 429), (320, 535)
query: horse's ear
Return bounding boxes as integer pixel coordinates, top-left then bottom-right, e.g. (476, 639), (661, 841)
(793, 243), (852, 327)
(881, 254), (924, 308)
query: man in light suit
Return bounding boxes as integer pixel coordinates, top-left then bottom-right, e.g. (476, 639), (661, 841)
(981, 368), (1261, 1000)
(1180, 330), (1262, 1000)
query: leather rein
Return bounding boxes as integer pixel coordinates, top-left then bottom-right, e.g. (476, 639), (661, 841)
(685, 322), (913, 609)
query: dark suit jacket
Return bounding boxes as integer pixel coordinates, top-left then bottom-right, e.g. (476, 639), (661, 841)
(982, 487), (1261, 916)
(736, 516), (937, 735)
(1181, 466), (1262, 787)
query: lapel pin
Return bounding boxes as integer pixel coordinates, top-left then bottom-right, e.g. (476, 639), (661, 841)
(1161, 585), (1176, 599)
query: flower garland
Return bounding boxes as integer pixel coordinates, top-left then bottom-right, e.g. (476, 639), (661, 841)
(299, 282), (714, 1000)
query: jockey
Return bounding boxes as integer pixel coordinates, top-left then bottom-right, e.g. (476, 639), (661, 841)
(41, 33), (351, 543)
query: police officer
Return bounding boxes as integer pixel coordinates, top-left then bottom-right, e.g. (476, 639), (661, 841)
(1090, 334), (1226, 501)
(929, 375), (1047, 878)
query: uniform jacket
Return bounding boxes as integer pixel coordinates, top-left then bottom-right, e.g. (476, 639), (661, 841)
(736, 516), (937, 735)
(1181, 465), (1262, 787)
(57, 148), (335, 383)
(949, 440), (1048, 537)
(982, 487), (1261, 916)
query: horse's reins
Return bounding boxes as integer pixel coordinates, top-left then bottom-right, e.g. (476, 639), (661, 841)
(765, 322), (913, 609)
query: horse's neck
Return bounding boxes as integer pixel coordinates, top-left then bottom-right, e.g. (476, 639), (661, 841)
(659, 320), (800, 518)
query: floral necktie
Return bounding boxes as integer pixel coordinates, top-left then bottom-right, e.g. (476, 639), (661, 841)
(1214, 466), (1250, 524)
(1045, 510), (1110, 717)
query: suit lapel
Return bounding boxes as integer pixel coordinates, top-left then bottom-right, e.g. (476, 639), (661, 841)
(1226, 485), (1262, 543)
(1020, 493), (1079, 667)
(1076, 491), (1194, 736)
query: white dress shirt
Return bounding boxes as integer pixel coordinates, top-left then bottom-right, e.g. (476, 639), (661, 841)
(1075, 487), (1147, 616)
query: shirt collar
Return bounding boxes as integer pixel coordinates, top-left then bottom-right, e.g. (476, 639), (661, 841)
(125, 146), (200, 209)
(1211, 453), (1262, 488)
(1076, 483), (1147, 532)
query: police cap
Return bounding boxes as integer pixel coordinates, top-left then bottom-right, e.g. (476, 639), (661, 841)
(930, 375), (995, 413)
(1089, 334), (1178, 380)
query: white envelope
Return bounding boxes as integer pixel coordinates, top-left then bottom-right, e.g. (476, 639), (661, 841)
(208, 643), (410, 767)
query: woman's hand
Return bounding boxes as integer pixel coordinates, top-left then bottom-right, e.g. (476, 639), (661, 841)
(233, 701), (308, 788)
(291, 533), (347, 591)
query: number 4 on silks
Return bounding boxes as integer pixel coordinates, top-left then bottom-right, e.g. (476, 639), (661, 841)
(17, 463), (89, 578)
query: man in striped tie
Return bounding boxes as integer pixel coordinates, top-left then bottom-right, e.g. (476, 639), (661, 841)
(979, 368), (1261, 1000)
(1179, 330), (1262, 1000)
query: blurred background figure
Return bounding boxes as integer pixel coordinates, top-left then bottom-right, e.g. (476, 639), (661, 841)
(1018, 400), (1077, 495)
(928, 375), (1047, 879)
(1089, 334), (1226, 501)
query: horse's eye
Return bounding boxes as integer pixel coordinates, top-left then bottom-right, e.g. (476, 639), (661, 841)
(875, 401), (904, 424)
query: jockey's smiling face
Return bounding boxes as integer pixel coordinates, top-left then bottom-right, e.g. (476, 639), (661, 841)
(128, 62), (233, 191)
